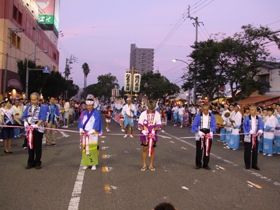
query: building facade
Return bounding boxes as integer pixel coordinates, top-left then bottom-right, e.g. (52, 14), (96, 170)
(129, 44), (154, 75)
(256, 62), (280, 96)
(0, 0), (60, 100)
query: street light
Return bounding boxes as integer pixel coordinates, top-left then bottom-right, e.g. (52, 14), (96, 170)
(172, 58), (196, 104)
(25, 50), (48, 99)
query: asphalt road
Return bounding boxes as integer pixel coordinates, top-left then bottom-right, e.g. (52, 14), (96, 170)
(0, 118), (280, 210)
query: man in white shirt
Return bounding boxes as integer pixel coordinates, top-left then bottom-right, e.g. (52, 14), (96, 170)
(122, 97), (136, 138)
(178, 104), (185, 128)
(62, 99), (70, 128)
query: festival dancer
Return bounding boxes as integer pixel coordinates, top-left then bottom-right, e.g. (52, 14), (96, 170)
(120, 111), (125, 132)
(116, 98), (125, 132)
(274, 106), (280, 155)
(178, 104), (185, 128)
(94, 97), (100, 112)
(161, 108), (167, 132)
(183, 108), (189, 127)
(104, 105), (113, 132)
(263, 107), (278, 156)
(224, 104), (234, 147)
(227, 104), (242, 150)
(243, 105), (264, 170)
(114, 98), (121, 124)
(172, 104), (178, 126)
(12, 99), (22, 138)
(1, 98), (22, 153)
(22, 92), (47, 169)
(258, 107), (266, 152)
(122, 97), (136, 138)
(219, 104), (230, 143)
(138, 101), (161, 171)
(191, 104), (216, 170)
(78, 94), (102, 171)
(45, 96), (60, 146)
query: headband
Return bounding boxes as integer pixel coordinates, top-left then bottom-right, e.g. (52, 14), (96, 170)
(86, 100), (94, 105)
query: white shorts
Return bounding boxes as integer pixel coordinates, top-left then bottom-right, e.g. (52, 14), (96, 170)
(106, 118), (111, 123)
(64, 111), (69, 119)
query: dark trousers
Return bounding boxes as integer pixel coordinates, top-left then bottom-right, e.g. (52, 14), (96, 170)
(22, 136), (27, 148)
(196, 138), (212, 167)
(27, 130), (43, 167)
(244, 140), (258, 168)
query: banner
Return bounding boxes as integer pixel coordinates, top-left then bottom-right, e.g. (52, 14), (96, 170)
(133, 73), (141, 92)
(124, 73), (132, 92)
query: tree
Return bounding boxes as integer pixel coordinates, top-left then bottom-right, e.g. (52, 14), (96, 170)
(17, 59), (79, 100)
(224, 25), (280, 100)
(41, 71), (65, 98)
(17, 59), (49, 97)
(84, 73), (119, 100)
(64, 80), (79, 99)
(82, 62), (90, 88)
(140, 71), (180, 100)
(182, 39), (228, 102)
(182, 25), (280, 102)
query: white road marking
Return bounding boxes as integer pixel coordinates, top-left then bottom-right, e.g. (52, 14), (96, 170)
(164, 132), (280, 187)
(68, 164), (85, 210)
(181, 186), (189, 190)
(110, 185), (118, 190)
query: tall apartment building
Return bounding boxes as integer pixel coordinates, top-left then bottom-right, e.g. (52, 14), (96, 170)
(0, 0), (60, 99)
(129, 44), (154, 75)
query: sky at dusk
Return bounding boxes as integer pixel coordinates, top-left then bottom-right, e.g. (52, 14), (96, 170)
(58, 0), (280, 89)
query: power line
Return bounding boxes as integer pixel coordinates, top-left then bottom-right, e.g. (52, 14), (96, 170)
(153, 1), (206, 53)
(161, 63), (185, 76)
(191, 0), (208, 11)
(191, 0), (214, 15)
(203, 25), (211, 37)
(154, 9), (188, 54)
(199, 25), (209, 40)
(266, 20), (280, 26)
(58, 40), (71, 57)
(198, 31), (206, 41)
(154, 0), (213, 54)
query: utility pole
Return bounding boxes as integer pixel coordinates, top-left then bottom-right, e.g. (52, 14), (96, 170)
(188, 5), (203, 105)
(64, 55), (78, 80)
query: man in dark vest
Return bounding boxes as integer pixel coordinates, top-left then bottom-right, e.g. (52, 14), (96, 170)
(191, 104), (216, 170)
(243, 105), (264, 170)
(22, 92), (47, 169)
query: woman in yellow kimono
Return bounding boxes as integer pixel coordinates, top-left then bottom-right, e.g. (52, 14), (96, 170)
(78, 94), (102, 170)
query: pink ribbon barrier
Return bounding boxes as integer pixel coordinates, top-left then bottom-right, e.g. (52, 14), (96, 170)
(80, 132), (90, 155)
(252, 132), (262, 150)
(205, 133), (211, 156)
(200, 133), (211, 156)
(26, 126), (34, 149)
(147, 133), (155, 157)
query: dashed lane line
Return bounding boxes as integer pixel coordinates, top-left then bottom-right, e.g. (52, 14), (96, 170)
(68, 163), (85, 210)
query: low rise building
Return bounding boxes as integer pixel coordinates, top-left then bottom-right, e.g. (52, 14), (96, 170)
(0, 0), (60, 100)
